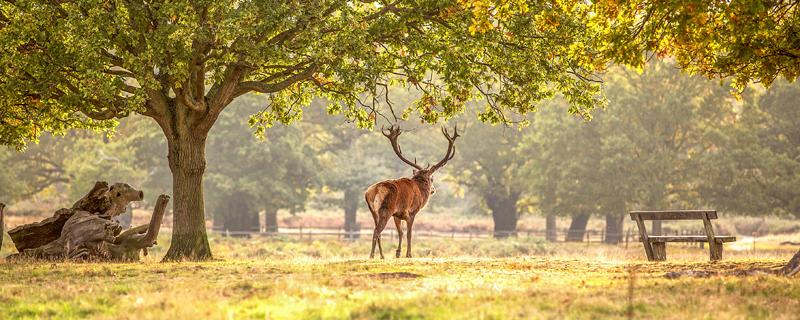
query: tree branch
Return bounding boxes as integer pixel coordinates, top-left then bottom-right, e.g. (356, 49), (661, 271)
(232, 63), (318, 98)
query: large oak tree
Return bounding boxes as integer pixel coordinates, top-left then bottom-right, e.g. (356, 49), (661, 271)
(0, 1), (606, 260)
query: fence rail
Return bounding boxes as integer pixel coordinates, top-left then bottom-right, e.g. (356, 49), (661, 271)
(208, 226), (720, 246)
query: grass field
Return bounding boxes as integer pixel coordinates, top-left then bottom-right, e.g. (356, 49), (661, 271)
(1, 235), (799, 319)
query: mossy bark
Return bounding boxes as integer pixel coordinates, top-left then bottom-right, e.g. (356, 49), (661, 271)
(163, 132), (212, 261)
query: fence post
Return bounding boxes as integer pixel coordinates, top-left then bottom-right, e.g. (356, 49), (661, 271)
(299, 226), (303, 240)
(699, 229), (704, 249)
(625, 228), (629, 248)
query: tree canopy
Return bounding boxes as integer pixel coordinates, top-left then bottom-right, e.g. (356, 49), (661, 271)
(0, 0), (612, 260)
(592, 0), (800, 91)
(0, 0), (607, 148)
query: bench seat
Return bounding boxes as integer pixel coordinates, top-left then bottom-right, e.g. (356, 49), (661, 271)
(630, 210), (737, 261)
(640, 236), (736, 243)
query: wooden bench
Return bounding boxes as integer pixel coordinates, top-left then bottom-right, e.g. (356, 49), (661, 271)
(630, 210), (736, 261)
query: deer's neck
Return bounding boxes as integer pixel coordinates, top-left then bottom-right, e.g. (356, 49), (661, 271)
(412, 176), (432, 199)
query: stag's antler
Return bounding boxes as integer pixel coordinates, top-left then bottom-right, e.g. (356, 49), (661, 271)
(429, 124), (460, 172)
(382, 125), (424, 170)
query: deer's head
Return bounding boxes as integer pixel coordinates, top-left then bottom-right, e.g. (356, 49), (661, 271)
(382, 125), (460, 194)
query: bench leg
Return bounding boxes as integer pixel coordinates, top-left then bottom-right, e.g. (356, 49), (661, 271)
(652, 242), (666, 261)
(710, 244), (722, 261)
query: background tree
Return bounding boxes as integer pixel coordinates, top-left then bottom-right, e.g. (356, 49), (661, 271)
(699, 80), (800, 218)
(205, 95), (319, 234)
(600, 62), (735, 235)
(315, 126), (393, 239)
(521, 61), (735, 242)
(1, 1), (608, 260)
(521, 106), (609, 242)
(453, 122), (527, 238)
(0, 135), (72, 204)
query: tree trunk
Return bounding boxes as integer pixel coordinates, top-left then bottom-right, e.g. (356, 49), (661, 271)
(604, 213), (625, 244)
(545, 214), (557, 242)
(343, 188), (360, 240)
(651, 220), (663, 236)
(264, 207), (278, 233)
(219, 192), (258, 237)
(565, 214), (590, 242)
(163, 133), (212, 261)
(486, 192), (520, 238)
(212, 204), (226, 232)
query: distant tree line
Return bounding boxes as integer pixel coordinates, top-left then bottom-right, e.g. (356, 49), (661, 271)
(460, 61), (800, 242)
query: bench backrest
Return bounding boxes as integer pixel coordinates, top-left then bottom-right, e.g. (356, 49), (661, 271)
(630, 210), (717, 221)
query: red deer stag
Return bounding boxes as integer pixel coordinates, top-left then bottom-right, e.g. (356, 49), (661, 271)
(365, 125), (459, 258)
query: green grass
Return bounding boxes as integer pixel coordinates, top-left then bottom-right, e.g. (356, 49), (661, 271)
(1, 235), (799, 319)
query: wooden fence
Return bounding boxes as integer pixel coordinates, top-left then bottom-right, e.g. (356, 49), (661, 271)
(208, 226), (721, 246)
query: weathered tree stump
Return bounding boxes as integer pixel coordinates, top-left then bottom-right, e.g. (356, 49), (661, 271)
(8, 181), (144, 251)
(5, 182), (168, 262)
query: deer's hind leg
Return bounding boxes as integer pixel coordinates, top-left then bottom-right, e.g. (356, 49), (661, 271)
(369, 222), (378, 259)
(406, 215), (415, 258)
(367, 196), (380, 259)
(372, 213), (390, 259)
(393, 216), (404, 258)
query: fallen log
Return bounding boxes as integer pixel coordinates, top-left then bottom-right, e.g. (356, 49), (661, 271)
(8, 181), (144, 251)
(5, 182), (168, 262)
(7, 208), (74, 252)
